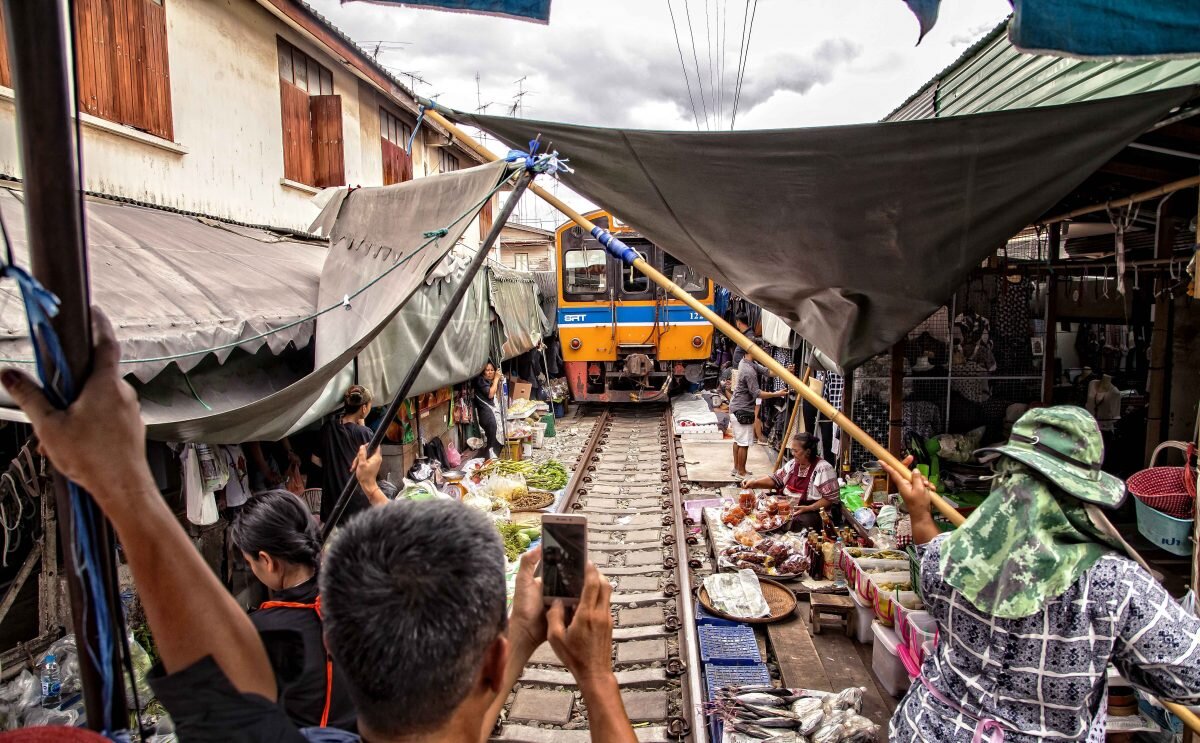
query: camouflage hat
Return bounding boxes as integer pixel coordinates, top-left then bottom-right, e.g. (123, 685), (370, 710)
(976, 405), (1125, 508)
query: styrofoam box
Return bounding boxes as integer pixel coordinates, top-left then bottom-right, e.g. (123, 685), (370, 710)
(871, 621), (912, 697)
(848, 587), (875, 645)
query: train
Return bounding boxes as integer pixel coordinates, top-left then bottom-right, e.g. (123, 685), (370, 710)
(555, 210), (714, 402)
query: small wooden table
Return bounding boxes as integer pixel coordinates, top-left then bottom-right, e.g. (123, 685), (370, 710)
(810, 593), (855, 636)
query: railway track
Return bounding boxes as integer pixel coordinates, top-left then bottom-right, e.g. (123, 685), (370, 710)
(492, 404), (708, 743)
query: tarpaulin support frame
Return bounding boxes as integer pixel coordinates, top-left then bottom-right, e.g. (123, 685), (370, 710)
(321, 168), (533, 541)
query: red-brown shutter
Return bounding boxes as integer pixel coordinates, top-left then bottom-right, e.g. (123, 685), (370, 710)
(280, 82), (314, 185)
(0, 8), (10, 89)
(310, 94), (345, 188)
(111, 0), (149, 132)
(479, 197), (494, 241)
(381, 137), (412, 186)
(141, 0), (172, 139)
(74, 0), (118, 122)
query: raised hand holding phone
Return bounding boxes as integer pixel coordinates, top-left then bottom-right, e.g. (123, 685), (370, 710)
(540, 514), (588, 606)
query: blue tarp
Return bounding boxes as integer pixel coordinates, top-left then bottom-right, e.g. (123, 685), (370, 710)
(348, 0), (550, 23)
(902, 1), (1200, 59)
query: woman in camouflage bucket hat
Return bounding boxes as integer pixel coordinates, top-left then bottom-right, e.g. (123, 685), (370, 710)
(884, 406), (1200, 742)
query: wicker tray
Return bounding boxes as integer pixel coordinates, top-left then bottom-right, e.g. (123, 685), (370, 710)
(698, 577), (798, 624)
(509, 489), (556, 512)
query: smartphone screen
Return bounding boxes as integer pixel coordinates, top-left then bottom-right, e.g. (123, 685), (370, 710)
(541, 517), (587, 604)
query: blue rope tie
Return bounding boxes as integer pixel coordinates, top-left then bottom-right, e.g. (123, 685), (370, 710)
(504, 139), (573, 176)
(405, 103), (427, 156)
(590, 227), (639, 265)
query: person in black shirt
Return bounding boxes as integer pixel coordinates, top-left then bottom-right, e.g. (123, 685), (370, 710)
(230, 490), (355, 732)
(472, 361), (504, 457)
(319, 385), (373, 525)
(3, 309), (640, 743)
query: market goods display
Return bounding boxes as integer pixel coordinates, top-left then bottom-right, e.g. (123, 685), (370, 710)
(722, 491), (791, 532)
(475, 459), (568, 491)
(506, 398), (540, 418)
(495, 521), (541, 562)
(510, 489), (556, 511)
(710, 685), (878, 742)
(844, 547), (907, 561)
(721, 533), (809, 578)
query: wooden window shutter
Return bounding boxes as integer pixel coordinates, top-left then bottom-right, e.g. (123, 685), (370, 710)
(141, 0), (173, 139)
(310, 94), (345, 188)
(479, 197), (494, 241)
(0, 8), (10, 89)
(280, 83), (314, 185)
(74, 0), (118, 122)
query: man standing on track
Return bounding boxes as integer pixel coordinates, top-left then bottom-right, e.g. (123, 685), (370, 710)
(728, 340), (787, 479)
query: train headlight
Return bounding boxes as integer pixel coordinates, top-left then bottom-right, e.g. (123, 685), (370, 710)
(692, 335), (704, 348)
(570, 338), (582, 350)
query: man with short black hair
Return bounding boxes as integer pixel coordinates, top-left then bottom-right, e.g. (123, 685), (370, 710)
(3, 309), (635, 743)
(728, 342), (787, 479)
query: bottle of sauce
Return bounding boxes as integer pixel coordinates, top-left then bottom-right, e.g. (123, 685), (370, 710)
(807, 532), (823, 580)
(821, 538), (836, 581)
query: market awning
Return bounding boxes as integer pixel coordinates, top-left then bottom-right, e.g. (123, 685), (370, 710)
(490, 262), (546, 360)
(0, 161), (511, 442)
(456, 86), (1197, 368)
(0, 185), (326, 383)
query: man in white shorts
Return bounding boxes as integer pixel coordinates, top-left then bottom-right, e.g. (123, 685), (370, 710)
(728, 346), (787, 479)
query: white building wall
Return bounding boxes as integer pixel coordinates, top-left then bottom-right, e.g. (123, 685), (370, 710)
(0, 0), (476, 235)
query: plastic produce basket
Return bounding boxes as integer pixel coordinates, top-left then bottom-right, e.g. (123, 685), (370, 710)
(697, 623), (762, 664)
(695, 601), (739, 627)
(1135, 498), (1194, 556)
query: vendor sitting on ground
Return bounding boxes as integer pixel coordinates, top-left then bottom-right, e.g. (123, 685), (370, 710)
(882, 406), (1200, 742)
(1, 309), (638, 743)
(230, 490), (356, 731)
(473, 360), (506, 458)
(728, 342), (787, 479)
(741, 432), (837, 531)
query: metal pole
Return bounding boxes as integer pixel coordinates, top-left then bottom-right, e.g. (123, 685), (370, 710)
(322, 169), (533, 541)
(2, 0), (125, 728)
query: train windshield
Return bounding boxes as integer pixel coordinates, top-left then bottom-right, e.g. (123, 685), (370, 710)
(564, 247), (607, 294)
(663, 253), (707, 295)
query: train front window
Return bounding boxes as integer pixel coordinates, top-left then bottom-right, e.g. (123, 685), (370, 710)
(622, 251), (649, 294)
(564, 248), (607, 294)
(663, 252), (707, 296)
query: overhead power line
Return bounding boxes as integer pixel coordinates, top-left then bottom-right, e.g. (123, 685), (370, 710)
(731, 0), (759, 129)
(682, 0), (711, 129)
(666, 0), (702, 130)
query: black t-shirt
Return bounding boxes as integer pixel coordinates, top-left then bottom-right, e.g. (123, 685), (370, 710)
(472, 374), (496, 406)
(150, 656), (313, 742)
(319, 416), (372, 523)
(250, 577), (356, 732)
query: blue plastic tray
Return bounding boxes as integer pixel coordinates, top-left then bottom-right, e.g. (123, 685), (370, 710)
(697, 623), (762, 664)
(695, 601), (739, 626)
(705, 662), (771, 742)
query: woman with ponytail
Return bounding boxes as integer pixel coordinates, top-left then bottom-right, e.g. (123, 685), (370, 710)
(319, 385), (374, 525)
(230, 490), (356, 731)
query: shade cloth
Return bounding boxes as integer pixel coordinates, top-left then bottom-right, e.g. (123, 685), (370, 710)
(0, 161), (510, 442)
(489, 262), (545, 359)
(348, 0), (550, 23)
(0, 186), (325, 383)
(457, 86), (1196, 367)
(901, 1), (1200, 59)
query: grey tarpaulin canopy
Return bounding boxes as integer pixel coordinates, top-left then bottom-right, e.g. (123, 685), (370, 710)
(456, 86), (1197, 368)
(490, 262), (546, 360)
(0, 161), (510, 442)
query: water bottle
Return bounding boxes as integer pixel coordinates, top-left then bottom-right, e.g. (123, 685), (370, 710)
(39, 654), (61, 708)
(501, 377), (509, 403)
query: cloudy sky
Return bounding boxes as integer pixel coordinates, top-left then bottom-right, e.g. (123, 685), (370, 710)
(314, 0), (1013, 222)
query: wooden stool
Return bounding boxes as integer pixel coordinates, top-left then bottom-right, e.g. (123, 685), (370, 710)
(810, 593), (855, 636)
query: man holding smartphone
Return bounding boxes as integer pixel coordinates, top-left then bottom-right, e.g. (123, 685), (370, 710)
(5, 308), (638, 743)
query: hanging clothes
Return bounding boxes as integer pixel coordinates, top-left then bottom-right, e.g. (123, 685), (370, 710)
(220, 445), (251, 508)
(760, 310), (794, 349)
(181, 445), (221, 526)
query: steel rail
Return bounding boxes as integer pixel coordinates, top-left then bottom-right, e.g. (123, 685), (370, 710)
(665, 408), (704, 742)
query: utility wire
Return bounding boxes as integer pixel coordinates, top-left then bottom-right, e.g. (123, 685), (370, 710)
(731, 0), (759, 129)
(683, 0), (711, 129)
(719, 0), (728, 127)
(731, 0), (751, 130)
(666, 0), (702, 130)
(705, 0), (715, 125)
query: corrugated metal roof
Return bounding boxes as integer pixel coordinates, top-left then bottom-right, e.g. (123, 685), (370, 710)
(886, 18), (1200, 121)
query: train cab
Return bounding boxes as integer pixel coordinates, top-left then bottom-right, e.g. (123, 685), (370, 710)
(556, 210), (714, 402)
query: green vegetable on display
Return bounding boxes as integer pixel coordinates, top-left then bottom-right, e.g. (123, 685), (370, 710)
(496, 521), (542, 562)
(477, 459), (568, 491)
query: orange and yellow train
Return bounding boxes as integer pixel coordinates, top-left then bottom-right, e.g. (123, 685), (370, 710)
(556, 210), (714, 402)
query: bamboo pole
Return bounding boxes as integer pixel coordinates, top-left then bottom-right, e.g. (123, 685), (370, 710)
(1039, 174), (1200, 225)
(773, 367), (809, 471)
(415, 103), (964, 525)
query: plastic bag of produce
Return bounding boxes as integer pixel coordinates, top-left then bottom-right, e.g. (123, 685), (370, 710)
(125, 631), (155, 710)
(825, 686), (864, 714)
(733, 520), (763, 547)
(792, 695), (825, 735)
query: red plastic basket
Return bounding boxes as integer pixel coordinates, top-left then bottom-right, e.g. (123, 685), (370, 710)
(1128, 442), (1197, 519)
